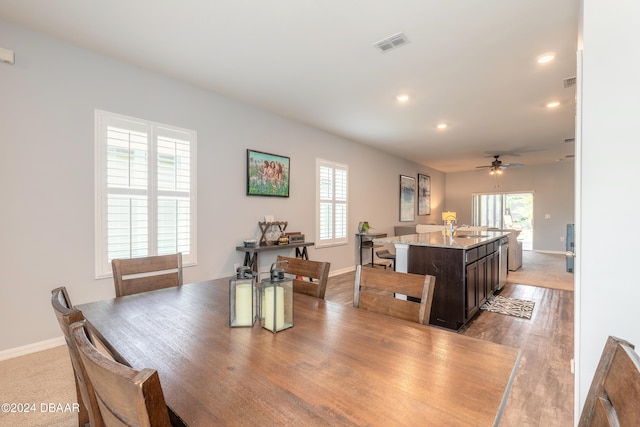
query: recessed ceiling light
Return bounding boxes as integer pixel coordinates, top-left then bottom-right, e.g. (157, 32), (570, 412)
(436, 123), (448, 130)
(396, 94), (410, 102)
(546, 101), (560, 108)
(537, 53), (556, 64)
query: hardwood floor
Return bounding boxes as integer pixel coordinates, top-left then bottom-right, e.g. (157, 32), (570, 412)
(325, 253), (574, 426)
(462, 284), (574, 426)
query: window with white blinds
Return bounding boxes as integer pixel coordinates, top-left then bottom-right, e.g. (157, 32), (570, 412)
(95, 111), (197, 278)
(316, 159), (348, 247)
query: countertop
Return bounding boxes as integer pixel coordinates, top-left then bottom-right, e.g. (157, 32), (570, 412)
(374, 230), (510, 250)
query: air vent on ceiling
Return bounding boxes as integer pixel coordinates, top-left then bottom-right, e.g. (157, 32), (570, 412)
(563, 137), (575, 143)
(373, 32), (409, 53)
(563, 76), (576, 88)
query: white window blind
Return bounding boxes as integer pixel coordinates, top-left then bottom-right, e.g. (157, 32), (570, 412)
(95, 111), (197, 278)
(317, 159), (348, 247)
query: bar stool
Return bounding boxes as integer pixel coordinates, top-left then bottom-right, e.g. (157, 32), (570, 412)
(376, 249), (396, 271)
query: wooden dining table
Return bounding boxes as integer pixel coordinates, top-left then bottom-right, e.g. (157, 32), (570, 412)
(77, 278), (520, 426)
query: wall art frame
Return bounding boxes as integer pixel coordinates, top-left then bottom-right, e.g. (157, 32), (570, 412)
(399, 175), (416, 222)
(246, 149), (290, 197)
(418, 173), (431, 215)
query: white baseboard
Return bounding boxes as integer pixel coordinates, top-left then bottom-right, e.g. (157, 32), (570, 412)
(533, 249), (567, 255)
(0, 336), (65, 362)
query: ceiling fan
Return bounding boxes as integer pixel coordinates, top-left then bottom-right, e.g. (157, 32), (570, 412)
(475, 155), (524, 175)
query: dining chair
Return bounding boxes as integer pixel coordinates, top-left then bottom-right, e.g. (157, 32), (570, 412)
(578, 335), (640, 426)
(375, 249), (396, 270)
(353, 265), (436, 324)
(111, 253), (182, 297)
(69, 320), (172, 427)
(50, 287), (102, 427)
(276, 255), (331, 299)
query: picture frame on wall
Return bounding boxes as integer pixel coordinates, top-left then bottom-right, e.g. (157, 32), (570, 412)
(246, 149), (290, 197)
(399, 175), (416, 222)
(418, 173), (431, 215)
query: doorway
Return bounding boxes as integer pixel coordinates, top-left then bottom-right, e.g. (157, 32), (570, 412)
(472, 192), (534, 250)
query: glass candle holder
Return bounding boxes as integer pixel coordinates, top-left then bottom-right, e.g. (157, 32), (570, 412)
(260, 261), (293, 333)
(229, 266), (257, 327)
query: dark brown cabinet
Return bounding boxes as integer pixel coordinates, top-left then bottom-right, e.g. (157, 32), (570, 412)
(408, 238), (500, 331)
(466, 252), (488, 320)
(478, 256), (488, 307)
(487, 251), (499, 294)
(466, 260), (479, 320)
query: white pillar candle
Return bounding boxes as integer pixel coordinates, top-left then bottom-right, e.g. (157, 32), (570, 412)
(235, 283), (253, 325)
(263, 286), (285, 331)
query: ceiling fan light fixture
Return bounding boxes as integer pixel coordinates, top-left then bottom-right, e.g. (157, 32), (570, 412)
(478, 155), (522, 174)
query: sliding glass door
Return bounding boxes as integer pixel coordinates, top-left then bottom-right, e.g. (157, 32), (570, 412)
(472, 192), (533, 250)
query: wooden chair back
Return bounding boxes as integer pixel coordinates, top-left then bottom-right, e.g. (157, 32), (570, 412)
(50, 287), (103, 427)
(353, 265), (435, 324)
(70, 320), (172, 427)
(579, 335), (640, 426)
(112, 253), (183, 297)
(276, 255), (331, 299)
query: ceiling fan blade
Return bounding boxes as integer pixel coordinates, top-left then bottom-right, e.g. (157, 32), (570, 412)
(476, 155), (524, 171)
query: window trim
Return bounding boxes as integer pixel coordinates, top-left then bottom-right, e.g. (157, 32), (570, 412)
(94, 110), (197, 278)
(316, 158), (348, 248)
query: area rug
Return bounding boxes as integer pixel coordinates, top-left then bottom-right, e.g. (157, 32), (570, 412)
(480, 295), (535, 319)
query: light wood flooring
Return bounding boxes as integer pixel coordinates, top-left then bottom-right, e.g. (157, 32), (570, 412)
(325, 251), (574, 427)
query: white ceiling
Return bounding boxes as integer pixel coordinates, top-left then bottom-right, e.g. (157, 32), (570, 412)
(0, 0), (579, 173)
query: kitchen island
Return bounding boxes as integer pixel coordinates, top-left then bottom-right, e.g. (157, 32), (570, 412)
(375, 231), (510, 330)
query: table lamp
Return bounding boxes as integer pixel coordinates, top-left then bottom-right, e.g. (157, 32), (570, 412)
(442, 211), (457, 236)
(260, 261), (294, 333)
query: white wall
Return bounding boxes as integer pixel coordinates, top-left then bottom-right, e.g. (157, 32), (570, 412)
(576, 0), (640, 417)
(0, 21), (445, 352)
(10, 10), (637, 419)
(446, 162), (574, 252)
(5, 3), (639, 419)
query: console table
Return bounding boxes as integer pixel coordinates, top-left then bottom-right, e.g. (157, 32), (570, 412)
(236, 242), (314, 272)
(356, 233), (388, 268)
